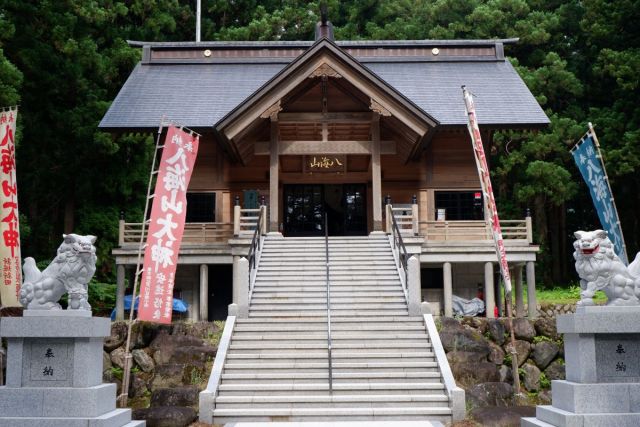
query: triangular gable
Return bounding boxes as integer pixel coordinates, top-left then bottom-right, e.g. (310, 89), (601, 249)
(215, 38), (438, 163)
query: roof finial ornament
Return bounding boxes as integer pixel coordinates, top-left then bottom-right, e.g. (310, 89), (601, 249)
(315, 1), (334, 41)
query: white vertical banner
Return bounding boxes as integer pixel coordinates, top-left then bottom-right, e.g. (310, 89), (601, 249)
(0, 107), (21, 307)
(462, 87), (512, 296)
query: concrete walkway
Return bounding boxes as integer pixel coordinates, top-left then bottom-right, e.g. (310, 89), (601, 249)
(226, 422), (445, 427)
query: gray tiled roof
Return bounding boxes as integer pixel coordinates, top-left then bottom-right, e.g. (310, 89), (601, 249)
(99, 50), (548, 130)
(365, 60), (548, 125)
(100, 62), (287, 129)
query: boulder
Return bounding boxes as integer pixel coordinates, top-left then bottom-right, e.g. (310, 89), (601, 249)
(110, 347), (127, 369)
(462, 316), (487, 333)
(544, 359), (566, 381)
(103, 351), (112, 372)
(129, 373), (148, 398)
(508, 318), (536, 341)
(498, 364), (513, 383)
(470, 406), (535, 427)
(132, 407), (197, 427)
(487, 319), (506, 345)
(131, 322), (172, 349)
(521, 362), (541, 392)
(534, 317), (559, 340)
(172, 321), (220, 339)
(531, 341), (559, 370)
(152, 364), (186, 389)
(440, 316), (464, 331)
(488, 341), (505, 365)
(467, 382), (514, 408)
(451, 361), (499, 384)
(504, 340), (531, 367)
(447, 350), (487, 364)
(103, 335), (124, 352)
(150, 334), (205, 365)
(539, 389), (552, 405)
(132, 349), (155, 373)
(440, 327), (491, 356)
(169, 345), (216, 368)
(150, 386), (199, 409)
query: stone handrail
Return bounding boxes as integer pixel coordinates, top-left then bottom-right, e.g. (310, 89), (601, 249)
(199, 315), (236, 424)
(423, 313), (465, 421)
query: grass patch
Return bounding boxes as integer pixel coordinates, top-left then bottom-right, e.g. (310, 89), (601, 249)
(535, 285), (606, 305)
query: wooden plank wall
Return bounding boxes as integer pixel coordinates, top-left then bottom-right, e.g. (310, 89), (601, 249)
(186, 130), (483, 228)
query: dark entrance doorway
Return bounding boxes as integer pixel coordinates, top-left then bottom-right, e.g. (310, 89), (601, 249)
(283, 184), (367, 236)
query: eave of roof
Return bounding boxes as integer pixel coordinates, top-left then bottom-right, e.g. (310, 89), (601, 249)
(127, 38), (520, 49)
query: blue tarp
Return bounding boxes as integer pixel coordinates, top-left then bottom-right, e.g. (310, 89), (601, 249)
(110, 295), (188, 320)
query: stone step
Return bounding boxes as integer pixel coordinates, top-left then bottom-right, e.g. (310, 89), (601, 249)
(225, 352), (436, 363)
(250, 297), (407, 304)
(259, 255), (395, 261)
(256, 271), (400, 278)
(214, 394), (449, 409)
(228, 342), (431, 351)
(250, 303), (408, 310)
(224, 361), (438, 370)
(256, 263), (397, 270)
(236, 316), (424, 323)
(217, 382), (447, 392)
(250, 291), (405, 298)
(231, 333), (428, 341)
(211, 406), (452, 423)
(248, 311), (410, 318)
(254, 279), (402, 285)
(233, 324), (424, 332)
(221, 371), (441, 380)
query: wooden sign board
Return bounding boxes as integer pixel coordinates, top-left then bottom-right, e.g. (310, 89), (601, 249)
(303, 155), (347, 173)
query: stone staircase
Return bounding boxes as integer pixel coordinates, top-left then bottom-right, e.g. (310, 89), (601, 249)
(210, 234), (456, 423)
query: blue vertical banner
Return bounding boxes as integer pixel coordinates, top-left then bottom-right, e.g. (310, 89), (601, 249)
(571, 133), (628, 264)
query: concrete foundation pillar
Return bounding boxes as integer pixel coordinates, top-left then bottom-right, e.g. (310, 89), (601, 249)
(514, 265), (524, 318)
(407, 256), (422, 316)
(199, 264), (209, 321)
(443, 262), (453, 317)
(484, 262), (496, 318)
(526, 261), (537, 318)
(232, 255), (240, 305)
(234, 257), (249, 318)
(115, 264), (126, 321)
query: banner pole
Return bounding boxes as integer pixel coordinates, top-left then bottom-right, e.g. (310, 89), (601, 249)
(462, 86), (521, 395)
(117, 119), (165, 408)
(588, 123), (628, 263)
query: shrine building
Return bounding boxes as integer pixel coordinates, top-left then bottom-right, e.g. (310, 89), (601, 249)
(100, 28), (548, 321)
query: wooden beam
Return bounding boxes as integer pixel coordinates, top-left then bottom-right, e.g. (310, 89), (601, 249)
(278, 112), (373, 123)
(254, 140), (396, 156)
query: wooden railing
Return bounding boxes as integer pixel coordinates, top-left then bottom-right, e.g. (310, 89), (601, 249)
(119, 221), (233, 246)
(420, 218), (532, 243)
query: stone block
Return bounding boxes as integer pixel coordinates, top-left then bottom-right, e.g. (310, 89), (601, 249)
(0, 384), (116, 417)
(552, 380), (631, 414)
(557, 308), (640, 334)
(0, 316), (111, 338)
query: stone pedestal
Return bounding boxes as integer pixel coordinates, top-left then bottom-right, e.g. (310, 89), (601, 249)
(0, 311), (144, 427)
(522, 306), (640, 427)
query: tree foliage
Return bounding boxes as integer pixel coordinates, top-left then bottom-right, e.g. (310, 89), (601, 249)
(0, 0), (637, 285)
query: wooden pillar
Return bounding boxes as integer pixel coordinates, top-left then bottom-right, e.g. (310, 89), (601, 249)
(371, 114), (382, 231)
(485, 262), (496, 318)
(116, 264), (126, 321)
(443, 262), (453, 317)
(269, 117), (279, 232)
(199, 264), (209, 321)
(526, 261), (537, 318)
(515, 265), (524, 318)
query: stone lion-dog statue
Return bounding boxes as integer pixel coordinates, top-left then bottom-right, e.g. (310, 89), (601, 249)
(19, 234), (97, 310)
(573, 230), (640, 306)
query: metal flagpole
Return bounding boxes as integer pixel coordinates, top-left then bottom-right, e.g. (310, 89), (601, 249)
(462, 86), (521, 394)
(588, 122), (628, 263)
(117, 119), (166, 408)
